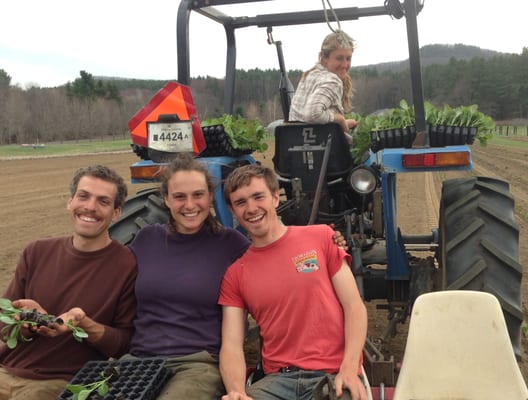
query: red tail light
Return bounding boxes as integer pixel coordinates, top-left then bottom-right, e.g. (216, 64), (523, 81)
(402, 151), (470, 168)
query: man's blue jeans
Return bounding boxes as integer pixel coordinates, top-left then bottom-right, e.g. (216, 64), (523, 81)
(247, 369), (352, 400)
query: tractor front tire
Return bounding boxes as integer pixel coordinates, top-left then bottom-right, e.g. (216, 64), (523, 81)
(109, 188), (169, 245)
(438, 176), (523, 359)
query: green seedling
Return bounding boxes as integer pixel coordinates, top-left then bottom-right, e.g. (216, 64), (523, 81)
(66, 362), (120, 400)
(68, 319), (89, 342)
(0, 298), (88, 348)
(348, 100), (496, 161)
(0, 298), (41, 349)
(201, 114), (268, 153)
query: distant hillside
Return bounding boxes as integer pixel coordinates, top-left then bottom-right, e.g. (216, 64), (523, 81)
(355, 44), (510, 73)
(96, 44), (511, 87)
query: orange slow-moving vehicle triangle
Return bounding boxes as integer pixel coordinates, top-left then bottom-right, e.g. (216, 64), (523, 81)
(128, 82), (206, 155)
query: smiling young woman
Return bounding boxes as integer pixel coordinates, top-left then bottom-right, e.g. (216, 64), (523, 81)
(288, 30), (358, 137)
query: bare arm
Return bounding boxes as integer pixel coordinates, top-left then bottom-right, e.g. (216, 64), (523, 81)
(220, 306), (253, 400)
(333, 113), (358, 138)
(331, 261), (368, 399)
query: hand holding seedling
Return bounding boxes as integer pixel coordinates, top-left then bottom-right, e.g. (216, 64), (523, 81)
(35, 307), (86, 338)
(30, 307), (90, 343)
(8, 299), (49, 337)
(12, 298), (47, 315)
(0, 298), (88, 348)
(12, 298), (69, 338)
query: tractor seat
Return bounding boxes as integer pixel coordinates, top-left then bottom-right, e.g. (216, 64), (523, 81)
(393, 290), (528, 399)
(272, 122), (354, 188)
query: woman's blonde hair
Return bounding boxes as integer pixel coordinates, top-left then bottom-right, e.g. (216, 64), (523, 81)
(317, 30), (355, 111)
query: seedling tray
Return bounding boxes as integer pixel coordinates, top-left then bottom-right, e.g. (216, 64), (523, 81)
(58, 357), (172, 400)
(200, 125), (252, 157)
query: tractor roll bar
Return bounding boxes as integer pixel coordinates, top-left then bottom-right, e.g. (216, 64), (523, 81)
(176, 0), (428, 146)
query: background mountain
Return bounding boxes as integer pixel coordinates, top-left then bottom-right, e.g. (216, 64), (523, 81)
(355, 43), (510, 73)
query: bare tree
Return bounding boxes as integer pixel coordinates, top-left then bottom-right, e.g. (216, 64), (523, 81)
(0, 70), (11, 144)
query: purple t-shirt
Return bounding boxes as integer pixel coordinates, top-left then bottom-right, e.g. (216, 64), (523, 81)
(128, 223), (249, 357)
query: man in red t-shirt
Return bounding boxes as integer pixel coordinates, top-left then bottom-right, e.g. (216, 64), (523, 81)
(219, 164), (368, 400)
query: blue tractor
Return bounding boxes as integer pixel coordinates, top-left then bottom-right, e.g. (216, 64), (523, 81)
(108, 0), (523, 391)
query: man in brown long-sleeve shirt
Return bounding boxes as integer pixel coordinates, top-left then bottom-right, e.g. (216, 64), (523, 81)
(0, 165), (137, 400)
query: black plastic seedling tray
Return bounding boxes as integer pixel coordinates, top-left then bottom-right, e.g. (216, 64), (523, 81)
(200, 125), (253, 157)
(58, 357), (172, 400)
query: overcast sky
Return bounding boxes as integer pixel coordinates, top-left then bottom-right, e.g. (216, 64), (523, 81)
(1, 0), (527, 88)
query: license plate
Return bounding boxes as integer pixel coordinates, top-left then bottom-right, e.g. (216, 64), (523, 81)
(147, 121), (193, 153)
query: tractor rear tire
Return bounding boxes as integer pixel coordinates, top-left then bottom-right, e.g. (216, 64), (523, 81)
(438, 176), (523, 359)
(109, 187), (169, 245)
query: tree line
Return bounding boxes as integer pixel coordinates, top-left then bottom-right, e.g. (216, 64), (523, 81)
(0, 45), (527, 146)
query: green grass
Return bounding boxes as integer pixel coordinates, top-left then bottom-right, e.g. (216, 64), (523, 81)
(494, 125), (528, 136)
(0, 134), (520, 159)
(0, 139), (132, 158)
(488, 136), (528, 148)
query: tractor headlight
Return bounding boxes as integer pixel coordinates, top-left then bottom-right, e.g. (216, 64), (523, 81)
(349, 166), (377, 195)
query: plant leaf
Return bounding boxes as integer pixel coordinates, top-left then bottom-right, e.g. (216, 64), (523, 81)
(6, 335), (18, 349)
(74, 330), (89, 339)
(0, 298), (16, 311)
(66, 384), (86, 394)
(78, 389), (93, 400)
(67, 319), (89, 342)
(0, 315), (15, 324)
(97, 382), (109, 396)
(201, 114), (267, 152)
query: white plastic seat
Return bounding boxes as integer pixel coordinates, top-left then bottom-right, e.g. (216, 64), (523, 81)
(393, 290), (528, 400)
